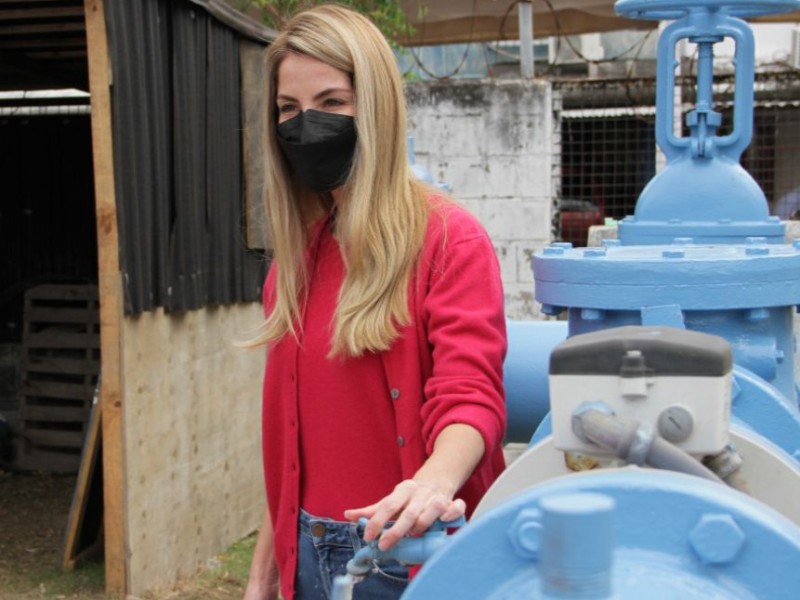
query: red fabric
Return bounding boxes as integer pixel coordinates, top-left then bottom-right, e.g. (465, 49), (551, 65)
(297, 223), (404, 517)
(262, 199), (507, 600)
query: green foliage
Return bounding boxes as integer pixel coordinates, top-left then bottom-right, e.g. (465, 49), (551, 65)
(239, 0), (416, 42)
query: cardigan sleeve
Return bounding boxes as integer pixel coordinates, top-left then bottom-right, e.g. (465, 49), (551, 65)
(419, 209), (508, 461)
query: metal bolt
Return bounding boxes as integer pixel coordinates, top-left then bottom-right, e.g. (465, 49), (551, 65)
(658, 406), (694, 443)
(746, 308), (769, 322)
(745, 246), (769, 256)
(541, 304), (563, 316)
(689, 514), (745, 565)
(540, 493), (615, 598)
(662, 249), (685, 258)
(508, 509), (542, 559)
(543, 247), (565, 256)
(583, 248), (606, 258)
(580, 308), (604, 321)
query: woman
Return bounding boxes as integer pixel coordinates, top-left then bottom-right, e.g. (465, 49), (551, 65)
(245, 5), (507, 599)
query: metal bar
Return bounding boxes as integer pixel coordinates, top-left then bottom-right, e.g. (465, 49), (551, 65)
(519, 1), (534, 79)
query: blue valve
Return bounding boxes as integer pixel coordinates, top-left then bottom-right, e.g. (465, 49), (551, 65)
(612, 0), (800, 244)
(346, 515), (467, 576)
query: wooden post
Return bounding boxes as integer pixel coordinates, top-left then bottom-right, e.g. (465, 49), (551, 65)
(83, 0), (127, 594)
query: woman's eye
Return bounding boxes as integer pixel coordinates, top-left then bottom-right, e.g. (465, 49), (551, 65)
(278, 103), (298, 114)
(323, 98), (344, 108)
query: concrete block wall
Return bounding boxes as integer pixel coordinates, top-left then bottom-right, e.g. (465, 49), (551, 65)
(406, 80), (555, 320)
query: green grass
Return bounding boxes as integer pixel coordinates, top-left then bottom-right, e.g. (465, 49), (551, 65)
(143, 533), (258, 600)
(1, 562), (105, 599)
(2, 534), (257, 600)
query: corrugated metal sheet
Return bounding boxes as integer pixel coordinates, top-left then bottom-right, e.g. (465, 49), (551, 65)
(106, 0), (267, 314)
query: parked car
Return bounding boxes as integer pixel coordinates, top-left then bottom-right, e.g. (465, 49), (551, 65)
(559, 198), (605, 247)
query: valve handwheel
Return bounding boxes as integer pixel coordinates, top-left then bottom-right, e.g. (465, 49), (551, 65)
(615, 0), (800, 20)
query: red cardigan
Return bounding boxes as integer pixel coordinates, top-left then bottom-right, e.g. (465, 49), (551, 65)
(262, 199), (507, 600)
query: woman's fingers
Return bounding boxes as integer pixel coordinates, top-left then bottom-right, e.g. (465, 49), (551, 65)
(344, 480), (466, 550)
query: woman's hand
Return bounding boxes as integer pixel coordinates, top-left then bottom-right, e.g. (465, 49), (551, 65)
(344, 423), (485, 551)
(344, 478), (466, 550)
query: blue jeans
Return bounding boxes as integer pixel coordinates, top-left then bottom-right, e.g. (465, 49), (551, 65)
(296, 509), (409, 600)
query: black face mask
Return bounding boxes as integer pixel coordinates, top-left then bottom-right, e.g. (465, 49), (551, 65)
(276, 109), (357, 192)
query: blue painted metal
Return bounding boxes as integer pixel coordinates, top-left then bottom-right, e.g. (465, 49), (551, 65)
(612, 1), (798, 244)
(533, 0), (800, 455)
(534, 244), (800, 403)
(408, 134), (452, 192)
(402, 471), (800, 599)
(504, 320), (567, 443)
(346, 516), (466, 576)
(394, 3), (800, 597)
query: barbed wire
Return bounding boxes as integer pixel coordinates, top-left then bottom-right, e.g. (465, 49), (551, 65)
(405, 0), (657, 81)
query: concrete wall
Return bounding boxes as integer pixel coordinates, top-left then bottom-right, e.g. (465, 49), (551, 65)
(121, 303), (265, 595)
(406, 79), (555, 319)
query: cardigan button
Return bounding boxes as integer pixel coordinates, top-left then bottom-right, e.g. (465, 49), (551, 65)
(390, 388), (400, 400)
(397, 436), (405, 447)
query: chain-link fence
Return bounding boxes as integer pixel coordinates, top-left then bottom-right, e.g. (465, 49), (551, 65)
(554, 71), (800, 245)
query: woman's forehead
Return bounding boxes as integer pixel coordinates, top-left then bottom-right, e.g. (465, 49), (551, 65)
(277, 53), (352, 95)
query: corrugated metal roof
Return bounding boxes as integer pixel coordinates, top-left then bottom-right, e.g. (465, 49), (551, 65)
(0, 0), (274, 93)
(0, 0), (88, 92)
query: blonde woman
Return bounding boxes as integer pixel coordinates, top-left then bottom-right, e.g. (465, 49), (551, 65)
(245, 5), (507, 600)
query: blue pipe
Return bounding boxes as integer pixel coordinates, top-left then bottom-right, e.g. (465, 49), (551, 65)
(504, 320), (567, 443)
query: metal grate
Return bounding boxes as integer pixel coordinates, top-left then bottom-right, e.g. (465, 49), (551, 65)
(554, 72), (800, 246)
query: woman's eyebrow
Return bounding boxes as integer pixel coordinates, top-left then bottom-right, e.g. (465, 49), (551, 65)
(312, 87), (353, 101)
(276, 87), (353, 104)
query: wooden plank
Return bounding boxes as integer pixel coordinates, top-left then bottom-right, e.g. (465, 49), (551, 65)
(0, 22), (86, 35)
(0, 0), (81, 5)
(25, 284), (98, 301)
(24, 428), (86, 449)
(23, 331), (100, 350)
(26, 306), (100, 324)
(20, 381), (95, 401)
(0, 38), (87, 50)
(62, 394), (102, 570)
(23, 355), (100, 376)
(85, 0), (127, 593)
(20, 404), (89, 423)
(0, 6), (84, 20)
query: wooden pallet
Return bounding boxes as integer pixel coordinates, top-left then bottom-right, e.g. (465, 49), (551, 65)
(16, 284), (100, 473)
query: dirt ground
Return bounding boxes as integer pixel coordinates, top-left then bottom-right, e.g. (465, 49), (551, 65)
(0, 468), (253, 599)
(0, 469), (99, 599)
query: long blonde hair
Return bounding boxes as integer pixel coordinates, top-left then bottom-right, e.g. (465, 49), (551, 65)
(257, 4), (430, 357)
